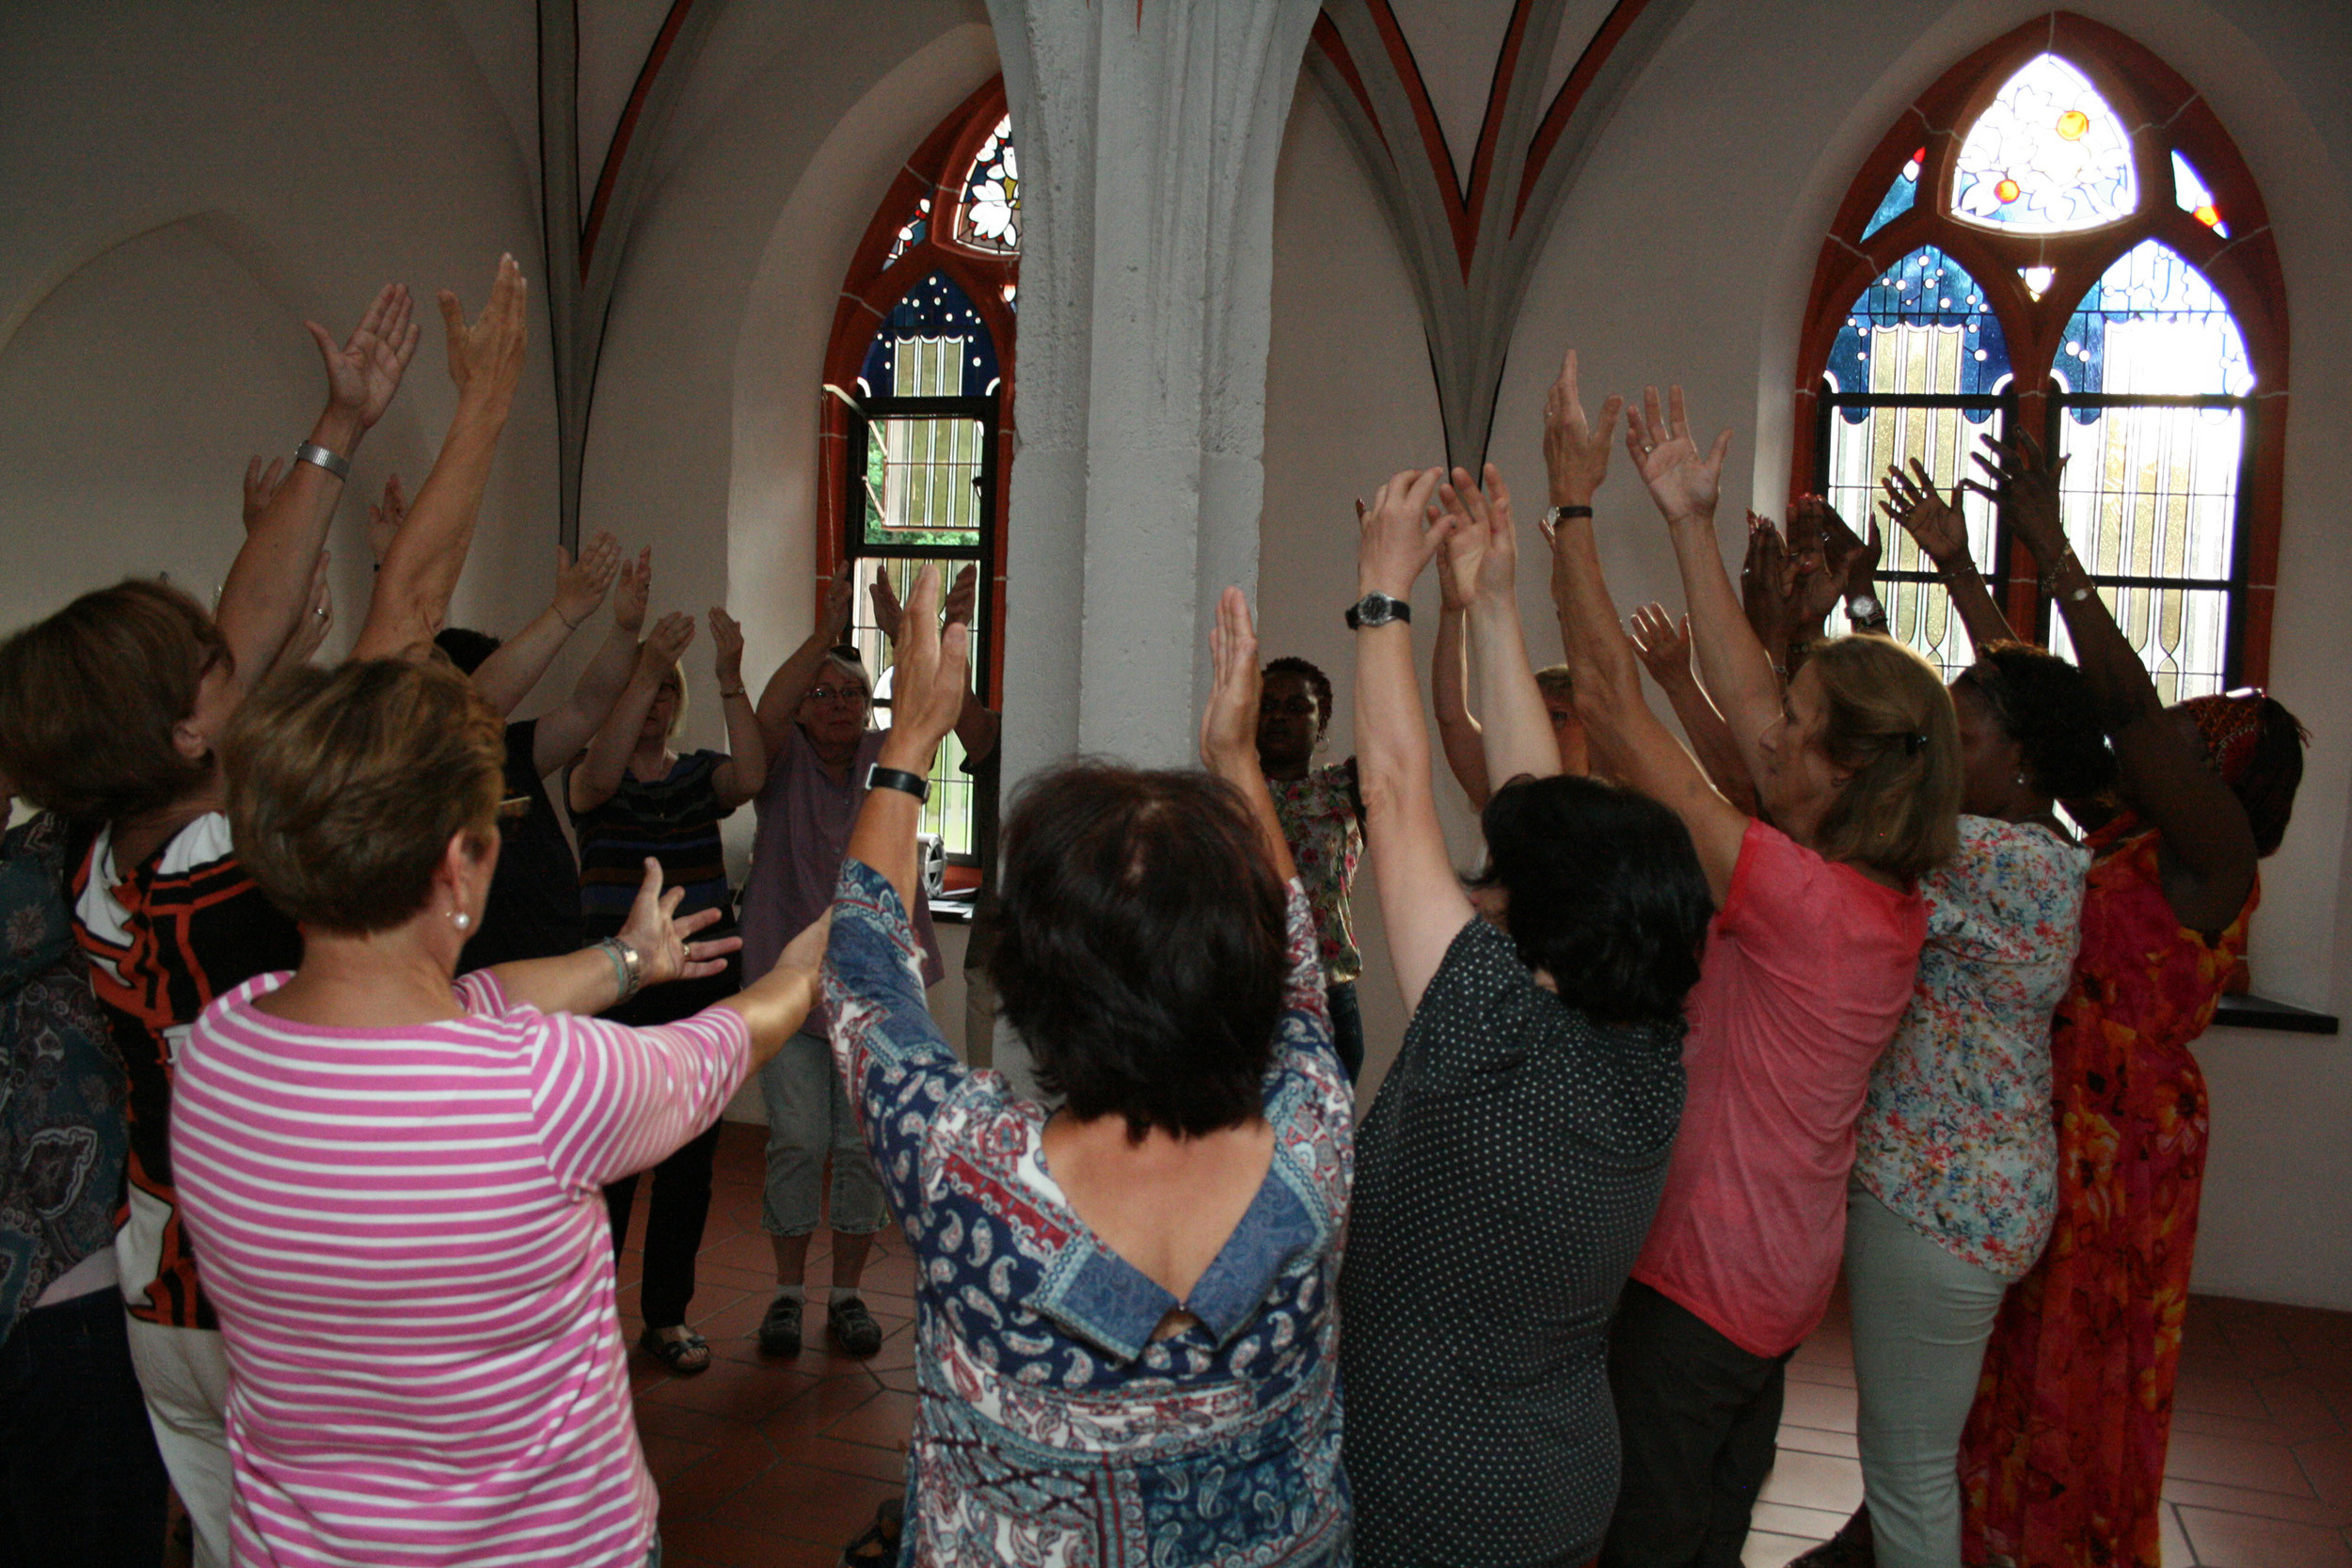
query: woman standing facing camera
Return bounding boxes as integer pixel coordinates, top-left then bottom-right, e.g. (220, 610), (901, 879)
(1257, 654), (1369, 1081)
(1339, 461), (1707, 1567)
(170, 657), (821, 1568)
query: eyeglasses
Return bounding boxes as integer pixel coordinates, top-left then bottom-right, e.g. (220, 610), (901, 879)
(806, 685), (869, 706)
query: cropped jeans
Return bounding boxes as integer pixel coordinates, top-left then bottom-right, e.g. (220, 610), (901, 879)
(758, 1028), (886, 1238)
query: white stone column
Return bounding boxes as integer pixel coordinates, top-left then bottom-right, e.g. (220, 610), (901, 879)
(990, 0), (1320, 781)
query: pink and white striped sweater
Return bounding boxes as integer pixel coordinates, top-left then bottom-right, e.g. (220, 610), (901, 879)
(171, 968), (749, 1567)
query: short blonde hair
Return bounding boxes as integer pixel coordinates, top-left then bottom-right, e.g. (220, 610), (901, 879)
(1807, 634), (1961, 882)
(225, 659), (504, 932)
(1534, 664), (1576, 704)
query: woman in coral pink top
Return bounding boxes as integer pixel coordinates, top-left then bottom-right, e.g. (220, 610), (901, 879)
(170, 659), (824, 1568)
(1534, 358), (1962, 1567)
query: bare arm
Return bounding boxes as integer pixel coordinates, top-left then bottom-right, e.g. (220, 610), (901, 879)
(532, 546), (650, 776)
(353, 257), (529, 660)
(753, 562), (853, 757)
(1881, 460), (2016, 650)
(1432, 604), (1492, 808)
(568, 613), (692, 816)
(1200, 587), (1298, 886)
(707, 608), (768, 809)
(489, 860), (737, 1014)
(216, 285), (419, 694)
(1968, 436), (2255, 929)
(845, 566), (976, 911)
(1441, 466), (1563, 790)
(470, 532), (621, 718)
(1629, 602), (1756, 816)
(1353, 468), (1471, 1013)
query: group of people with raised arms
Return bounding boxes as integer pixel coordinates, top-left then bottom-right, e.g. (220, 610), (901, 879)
(0, 273), (2307, 1568)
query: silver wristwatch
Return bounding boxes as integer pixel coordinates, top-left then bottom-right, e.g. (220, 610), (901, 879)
(1344, 592), (1412, 630)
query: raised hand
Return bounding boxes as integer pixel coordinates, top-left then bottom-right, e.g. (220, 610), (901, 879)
(554, 531), (621, 628)
(1436, 464), (1518, 611)
(943, 563), (979, 630)
(880, 564), (970, 761)
(617, 858), (740, 987)
(822, 561), (855, 641)
(308, 282), (421, 434)
(1628, 601), (1694, 687)
(1793, 496), (1867, 625)
(611, 546), (651, 634)
(1963, 433), (2070, 565)
(1624, 385), (1732, 526)
(366, 473), (407, 568)
(640, 610), (695, 674)
(437, 255), (530, 409)
(1879, 460), (1972, 568)
(242, 456), (287, 531)
(868, 568), (903, 642)
(708, 606), (746, 688)
(1358, 467), (1453, 599)
(1740, 512), (1798, 658)
(1200, 585), (1263, 773)
(1543, 349), (1624, 508)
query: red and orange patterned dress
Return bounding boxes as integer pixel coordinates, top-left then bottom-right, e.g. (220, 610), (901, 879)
(1959, 821), (2256, 1568)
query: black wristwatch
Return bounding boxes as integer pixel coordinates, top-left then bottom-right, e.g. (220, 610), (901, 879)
(1345, 592), (1412, 630)
(864, 764), (930, 803)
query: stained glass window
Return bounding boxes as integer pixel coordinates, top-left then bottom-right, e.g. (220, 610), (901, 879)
(856, 272), (1002, 401)
(954, 116), (1020, 254)
(1862, 147), (1927, 241)
(885, 198), (931, 265)
(1951, 54), (2136, 233)
(2171, 150), (2230, 237)
(2056, 240), (2251, 397)
(1827, 245), (2012, 398)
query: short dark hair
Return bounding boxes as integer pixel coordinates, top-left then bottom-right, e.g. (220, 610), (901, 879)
(226, 659), (505, 932)
(1263, 656), (1333, 734)
(991, 761), (1288, 1138)
(0, 579), (230, 821)
(1469, 774), (1713, 1022)
(434, 626), (502, 675)
(1954, 642), (2118, 802)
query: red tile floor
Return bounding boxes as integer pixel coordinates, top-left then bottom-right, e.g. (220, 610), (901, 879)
(621, 1123), (2352, 1568)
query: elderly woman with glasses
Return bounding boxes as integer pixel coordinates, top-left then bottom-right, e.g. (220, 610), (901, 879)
(737, 562), (998, 1361)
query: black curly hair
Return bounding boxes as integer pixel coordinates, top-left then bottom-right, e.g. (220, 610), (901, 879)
(1262, 656), (1333, 735)
(1954, 641), (2119, 802)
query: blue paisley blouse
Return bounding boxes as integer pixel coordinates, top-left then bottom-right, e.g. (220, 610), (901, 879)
(1851, 816), (2089, 1278)
(822, 858), (1353, 1567)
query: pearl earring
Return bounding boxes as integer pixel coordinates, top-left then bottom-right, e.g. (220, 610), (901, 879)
(453, 911), (471, 931)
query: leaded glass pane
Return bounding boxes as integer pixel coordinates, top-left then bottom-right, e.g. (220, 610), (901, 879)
(1861, 146), (1926, 241)
(1828, 246), (2011, 396)
(885, 198), (931, 264)
(2045, 584), (2231, 704)
(1951, 54), (2137, 233)
(2057, 240), (2252, 396)
(863, 415), (985, 548)
(850, 555), (987, 858)
(856, 272), (1000, 400)
(1822, 402), (2002, 678)
(2170, 151), (2230, 237)
(955, 116), (1019, 254)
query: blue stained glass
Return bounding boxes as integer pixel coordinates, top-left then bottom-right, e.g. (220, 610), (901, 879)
(1861, 147), (1925, 241)
(858, 272), (1001, 400)
(2056, 239), (2251, 409)
(1829, 246), (2012, 421)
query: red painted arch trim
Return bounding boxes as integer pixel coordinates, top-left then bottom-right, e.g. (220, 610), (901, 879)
(1310, 13), (1388, 154)
(1517, 0), (1652, 227)
(580, 0), (697, 276)
(1361, 0), (1479, 277)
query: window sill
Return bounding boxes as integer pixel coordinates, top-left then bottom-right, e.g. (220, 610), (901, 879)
(2214, 992), (2339, 1036)
(929, 890), (976, 926)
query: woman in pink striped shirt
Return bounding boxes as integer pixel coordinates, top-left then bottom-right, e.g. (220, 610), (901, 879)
(170, 657), (823, 1568)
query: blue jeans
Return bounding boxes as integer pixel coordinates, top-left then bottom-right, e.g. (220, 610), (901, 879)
(0, 1287), (167, 1566)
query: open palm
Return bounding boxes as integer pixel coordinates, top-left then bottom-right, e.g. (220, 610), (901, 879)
(308, 282), (420, 431)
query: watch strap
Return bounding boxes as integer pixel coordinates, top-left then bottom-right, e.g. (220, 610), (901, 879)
(865, 764), (930, 803)
(1344, 593), (1412, 630)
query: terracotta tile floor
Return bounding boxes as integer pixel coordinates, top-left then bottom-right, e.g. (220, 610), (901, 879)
(632, 1123), (2352, 1568)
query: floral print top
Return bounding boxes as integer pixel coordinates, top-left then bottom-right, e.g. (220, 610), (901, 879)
(1852, 816), (2090, 1278)
(1267, 759), (1362, 984)
(822, 858), (1354, 1567)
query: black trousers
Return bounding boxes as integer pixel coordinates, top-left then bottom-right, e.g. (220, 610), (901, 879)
(0, 1287), (168, 1568)
(601, 956), (739, 1332)
(1598, 1279), (1792, 1568)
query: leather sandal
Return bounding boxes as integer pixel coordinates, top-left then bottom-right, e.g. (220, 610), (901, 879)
(639, 1325), (712, 1375)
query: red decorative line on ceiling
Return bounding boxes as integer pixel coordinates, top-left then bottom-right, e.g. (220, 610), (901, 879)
(1310, 13), (1388, 155)
(1362, 0), (1482, 277)
(580, 0), (697, 276)
(1517, 0), (1650, 226)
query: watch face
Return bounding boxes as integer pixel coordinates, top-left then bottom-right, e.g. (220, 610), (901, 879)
(1850, 594), (1883, 620)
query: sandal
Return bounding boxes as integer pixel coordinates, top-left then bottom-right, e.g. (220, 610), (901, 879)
(639, 1325), (712, 1375)
(839, 1497), (903, 1567)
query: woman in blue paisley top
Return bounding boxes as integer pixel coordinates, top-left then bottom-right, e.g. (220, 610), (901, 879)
(821, 571), (1351, 1566)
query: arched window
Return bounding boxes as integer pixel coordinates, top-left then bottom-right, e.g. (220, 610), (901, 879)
(1793, 13), (2287, 696)
(821, 82), (1018, 863)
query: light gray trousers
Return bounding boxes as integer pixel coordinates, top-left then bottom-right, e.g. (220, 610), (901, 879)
(1845, 1181), (2015, 1568)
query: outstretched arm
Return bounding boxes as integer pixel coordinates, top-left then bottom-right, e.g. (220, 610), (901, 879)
(471, 532), (622, 718)
(216, 284), (420, 695)
(1442, 464), (1561, 788)
(1968, 436), (2255, 929)
(569, 612), (693, 816)
(533, 546), (651, 777)
(1353, 467), (1471, 1014)
(1432, 603), (1491, 808)
(753, 562), (854, 757)
(1882, 460), (2015, 650)
(707, 608), (768, 808)
(845, 565), (972, 912)
(875, 564), (1001, 765)
(1629, 602), (1756, 815)
(1199, 587), (1297, 886)
(353, 256), (529, 659)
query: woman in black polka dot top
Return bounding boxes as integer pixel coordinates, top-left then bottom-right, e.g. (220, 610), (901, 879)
(1339, 463), (1710, 1565)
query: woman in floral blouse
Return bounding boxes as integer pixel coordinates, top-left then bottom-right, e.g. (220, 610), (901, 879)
(822, 570), (1351, 1566)
(1795, 632), (2116, 1568)
(1258, 656), (1367, 1081)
